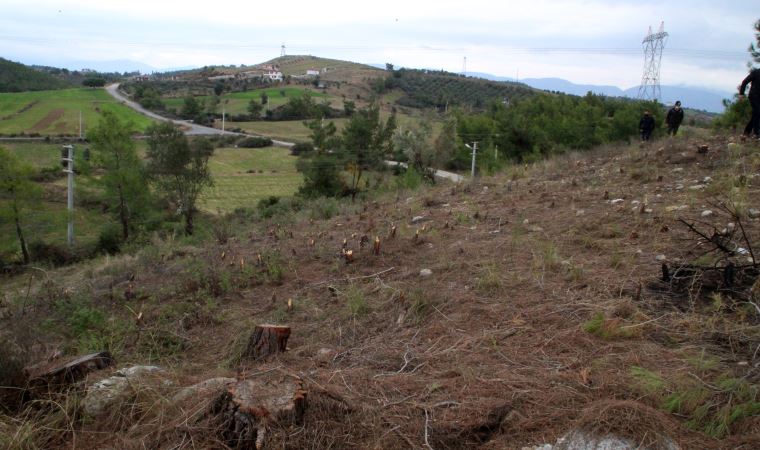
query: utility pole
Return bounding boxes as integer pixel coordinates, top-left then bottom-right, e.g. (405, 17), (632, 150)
(61, 145), (75, 246)
(465, 142), (478, 179)
(78, 110), (83, 140)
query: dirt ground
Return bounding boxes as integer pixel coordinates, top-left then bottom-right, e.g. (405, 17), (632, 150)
(2, 134), (760, 449)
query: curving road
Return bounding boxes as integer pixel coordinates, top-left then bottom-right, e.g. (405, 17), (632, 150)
(106, 83), (462, 182)
(106, 83), (294, 147)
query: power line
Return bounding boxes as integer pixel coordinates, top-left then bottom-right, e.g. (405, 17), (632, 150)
(638, 22), (668, 101)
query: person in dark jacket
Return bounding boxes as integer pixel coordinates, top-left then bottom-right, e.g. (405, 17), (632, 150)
(665, 100), (684, 136)
(739, 68), (760, 138)
(639, 111), (655, 141)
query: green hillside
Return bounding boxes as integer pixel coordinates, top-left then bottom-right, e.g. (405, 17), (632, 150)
(0, 57), (74, 92)
(0, 88), (154, 136)
(384, 68), (534, 109)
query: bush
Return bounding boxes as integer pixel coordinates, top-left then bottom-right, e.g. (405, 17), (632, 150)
(29, 240), (76, 266)
(0, 337), (27, 412)
(237, 136), (273, 148)
(96, 224), (122, 255)
(290, 142), (314, 156)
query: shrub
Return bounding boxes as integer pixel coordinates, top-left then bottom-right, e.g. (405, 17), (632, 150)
(237, 136), (273, 148)
(0, 337), (27, 412)
(96, 223), (122, 255)
(290, 142), (314, 156)
(29, 240), (75, 266)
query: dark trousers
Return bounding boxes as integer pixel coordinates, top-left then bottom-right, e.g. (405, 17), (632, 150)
(747, 96), (760, 137)
(667, 124), (680, 136)
(641, 130), (653, 141)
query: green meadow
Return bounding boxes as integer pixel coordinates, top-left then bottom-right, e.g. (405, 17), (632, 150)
(0, 88), (154, 135)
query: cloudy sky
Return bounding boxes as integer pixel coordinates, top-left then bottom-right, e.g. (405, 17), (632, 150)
(1, 0), (756, 93)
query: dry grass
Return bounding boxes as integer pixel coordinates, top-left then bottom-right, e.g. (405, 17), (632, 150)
(1, 134), (759, 449)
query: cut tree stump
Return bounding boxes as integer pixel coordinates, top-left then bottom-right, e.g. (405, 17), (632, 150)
(25, 351), (115, 390)
(243, 325), (290, 360)
(215, 372), (307, 449)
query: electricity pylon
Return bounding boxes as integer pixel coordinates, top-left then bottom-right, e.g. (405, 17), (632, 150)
(637, 22), (668, 101)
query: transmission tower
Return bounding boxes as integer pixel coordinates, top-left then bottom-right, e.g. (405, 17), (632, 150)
(280, 43), (286, 57)
(637, 22), (668, 101)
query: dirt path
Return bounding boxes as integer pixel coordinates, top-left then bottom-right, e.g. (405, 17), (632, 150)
(30, 108), (64, 132)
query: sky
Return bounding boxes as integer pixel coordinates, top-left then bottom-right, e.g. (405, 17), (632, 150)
(1, 0), (756, 93)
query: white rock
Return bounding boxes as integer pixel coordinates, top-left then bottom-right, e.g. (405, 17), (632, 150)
(665, 205), (688, 212)
(701, 210), (713, 218)
(420, 269), (433, 277)
(689, 184), (706, 190)
(643, 208), (653, 214)
(610, 198), (624, 204)
(576, 209), (585, 216)
(674, 184), (684, 190)
(655, 254), (667, 262)
(411, 216), (426, 224)
(172, 377), (236, 403)
(116, 366), (163, 378)
(631, 200), (640, 205)
(83, 377), (129, 417)
(523, 218), (530, 225)
(703, 176), (713, 183)
(83, 365), (166, 417)
(529, 225), (544, 233)
(748, 208), (760, 219)
(672, 167), (684, 172)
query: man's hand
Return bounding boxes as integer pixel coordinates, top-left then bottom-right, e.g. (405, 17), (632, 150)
(738, 94), (746, 101)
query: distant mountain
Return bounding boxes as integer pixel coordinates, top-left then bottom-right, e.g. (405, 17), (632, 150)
(0, 57), (74, 92)
(467, 72), (729, 113)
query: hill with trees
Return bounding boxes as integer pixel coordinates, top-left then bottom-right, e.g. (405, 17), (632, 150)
(0, 58), (74, 92)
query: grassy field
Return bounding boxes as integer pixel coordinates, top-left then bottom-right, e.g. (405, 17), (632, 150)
(163, 87), (341, 116)
(0, 88), (154, 136)
(200, 146), (302, 213)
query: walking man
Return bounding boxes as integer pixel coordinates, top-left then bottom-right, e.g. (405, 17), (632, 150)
(639, 111), (655, 142)
(739, 67), (760, 139)
(665, 101), (684, 136)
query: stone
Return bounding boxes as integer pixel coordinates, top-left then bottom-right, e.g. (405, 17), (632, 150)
(172, 377), (236, 403)
(411, 215), (426, 224)
(576, 209), (585, 217)
(529, 225), (544, 233)
(420, 268), (433, 277)
(701, 210), (713, 218)
(655, 254), (667, 262)
(82, 365), (166, 417)
(748, 208), (760, 219)
(672, 167), (683, 173)
(703, 176), (713, 183)
(689, 184), (706, 190)
(610, 198), (624, 204)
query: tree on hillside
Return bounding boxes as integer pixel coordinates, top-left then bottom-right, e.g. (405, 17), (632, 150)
(181, 96), (203, 121)
(341, 103), (395, 199)
(145, 123), (213, 235)
(247, 99), (263, 118)
(750, 19), (760, 64)
(0, 148), (40, 264)
(260, 91), (269, 105)
(296, 117), (343, 198)
(433, 115), (458, 168)
(87, 110), (149, 240)
(82, 77), (106, 87)
(392, 121), (433, 172)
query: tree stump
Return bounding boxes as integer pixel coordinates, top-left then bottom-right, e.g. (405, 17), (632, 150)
(243, 325), (290, 360)
(215, 372), (307, 449)
(25, 351), (115, 391)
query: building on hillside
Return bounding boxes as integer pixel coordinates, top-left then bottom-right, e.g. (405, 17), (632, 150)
(264, 70), (283, 81)
(306, 69), (320, 76)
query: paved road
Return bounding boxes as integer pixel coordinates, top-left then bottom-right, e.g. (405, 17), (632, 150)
(105, 83), (295, 147)
(107, 84), (462, 181)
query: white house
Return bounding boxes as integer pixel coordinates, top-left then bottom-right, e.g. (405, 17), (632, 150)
(306, 69), (320, 76)
(264, 70), (283, 81)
